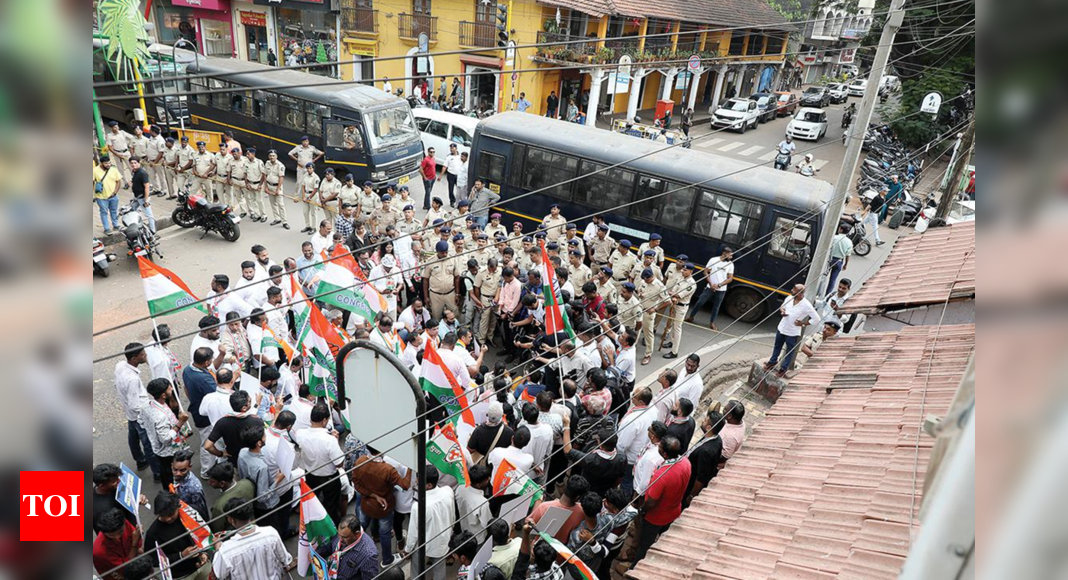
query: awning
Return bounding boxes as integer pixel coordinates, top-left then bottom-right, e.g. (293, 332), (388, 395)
(460, 54), (501, 69)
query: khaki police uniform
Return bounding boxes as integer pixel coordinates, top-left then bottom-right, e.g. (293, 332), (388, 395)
(589, 234), (616, 267)
(617, 292), (642, 331)
(264, 159), (287, 223)
(244, 155), (267, 218)
(639, 260), (664, 283)
(595, 277), (618, 306)
(638, 242), (665, 267)
(563, 234), (585, 257)
(637, 277), (667, 354)
(471, 246), (494, 269)
(425, 206), (453, 227)
(146, 135), (170, 195)
(569, 261), (592, 290)
(212, 150), (231, 201)
(131, 133), (150, 167)
(299, 170), (321, 230)
(541, 214), (567, 242)
(227, 156), (249, 215)
(191, 151), (216, 197)
(105, 129), (133, 180)
(175, 143), (196, 193)
(610, 250), (639, 282)
(162, 145), (180, 197)
(289, 144), (322, 191)
(508, 235), (527, 256)
(337, 184), (359, 209)
(473, 267), (502, 343)
(396, 217), (421, 238)
(370, 204), (401, 235)
(423, 257), (458, 319)
(356, 190), (381, 224)
(666, 273), (697, 355)
(319, 176), (342, 221)
(486, 222), (507, 240)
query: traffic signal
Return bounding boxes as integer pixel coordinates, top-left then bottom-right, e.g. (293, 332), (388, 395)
(496, 3), (509, 48)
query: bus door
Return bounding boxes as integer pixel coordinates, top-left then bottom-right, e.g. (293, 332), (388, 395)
(323, 119), (369, 180)
(472, 136), (512, 196)
(760, 212), (814, 288)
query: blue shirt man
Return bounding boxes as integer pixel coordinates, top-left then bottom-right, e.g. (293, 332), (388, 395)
(182, 352), (217, 430)
(515, 93), (532, 113)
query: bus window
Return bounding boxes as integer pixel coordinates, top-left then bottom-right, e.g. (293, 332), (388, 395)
(522, 147), (576, 200)
(189, 77), (209, 105)
(477, 151), (507, 185)
(632, 177), (695, 230)
(210, 79), (231, 110)
(574, 160), (635, 211)
(306, 104), (330, 136)
(326, 122), (364, 152)
(692, 191), (763, 245)
(277, 94), (305, 132)
(767, 216), (811, 263)
(509, 144), (526, 187)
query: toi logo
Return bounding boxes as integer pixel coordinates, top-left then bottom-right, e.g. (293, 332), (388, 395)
(20, 471), (84, 541)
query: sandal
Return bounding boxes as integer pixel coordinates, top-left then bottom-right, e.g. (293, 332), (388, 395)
(641, 355), (652, 366)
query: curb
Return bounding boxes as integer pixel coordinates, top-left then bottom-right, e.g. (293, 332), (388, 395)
(99, 216), (176, 247)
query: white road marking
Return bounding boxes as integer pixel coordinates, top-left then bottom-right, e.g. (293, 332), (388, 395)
(758, 151), (778, 161)
(696, 137), (726, 149)
(718, 141), (745, 152)
(160, 227), (199, 242)
(813, 159), (830, 170)
(738, 145), (764, 157)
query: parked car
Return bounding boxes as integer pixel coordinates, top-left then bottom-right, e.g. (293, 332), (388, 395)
(847, 78), (869, 97)
(710, 98), (760, 133)
(946, 199), (975, 224)
(880, 75), (901, 92)
(773, 91), (800, 117)
(841, 65), (860, 78)
(749, 93), (777, 123)
(412, 108), (479, 166)
(786, 107), (829, 141)
(828, 83), (850, 104)
(800, 86), (831, 108)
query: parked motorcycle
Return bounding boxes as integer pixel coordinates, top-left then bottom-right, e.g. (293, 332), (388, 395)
(119, 204), (162, 259)
(774, 150), (792, 171)
(93, 237), (117, 277)
(171, 190), (242, 242)
(838, 213), (872, 257)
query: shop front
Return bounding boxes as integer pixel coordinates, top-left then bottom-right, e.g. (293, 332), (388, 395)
(460, 55), (500, 112)
(253, 0), (340, 78)
(154, 0), (235, 57)
(232, 2), (275, 64)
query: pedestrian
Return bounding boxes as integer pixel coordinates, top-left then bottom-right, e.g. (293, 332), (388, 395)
(764, 283), (820, 377)
(262, 149), (289, 228)
(865, 188), (887, 243)
(267, 48), (277, 66)
(210, 497), (294, 580)
(469, 179), (501, 229)
(104, 120), (134, 179)
(205, 462), (256, 532)
(661, 108), (673, 129)
(718, 400), (747, 463)
(686, 247), (735, 330)
(684, 409), (724, 508)
(350, 453), (411, 567)
(116, 342), (160, 481)
(315, 515), (380, 579)
(440, 143), (463, 205)
(884, 174), (904, 220)
(565, 98), (579, 122)
(191, 140), (216, 197)
(662, 263), (696, 359)
(456, 463), (494, 543)
(288, 135), (323, 203)
(616, 387), (656, 495)
(92, 508), (141, 579)
(665, 396), (696, 448)
(515, 92), (532, 113)
(383, 77), (393, 95)
(318, 167), (342, 222)
(407, 465), (456, 580)
(630, 436), (690, 566)
(632, 420), (667, 496)
(237, 422), (288, 536)
(681, 107), (694, 136)
(93, 155), (125, 234)
(636, 269), (666, 365)
(145, 125), (169, 197)
(92, 463), (142, 533)
(140, 378), (190, 490)
(825, 223), (854, 297)
(291, 401), (345, 524)
(421, 147), (438, 209)
(226, 147), (249, 218)
(212, 141), (231, 203)
(546, 90), (559, 118)
(144, 491), (212, 580)
(422, 240), (460, 319)
(529, 474), (589, 543)
(128, 157), (156, 232)
(244, 147), (267, 222)
(176, 135), (196, 194)
(563, 422), (628, 498)
(298, 163), (321, 234)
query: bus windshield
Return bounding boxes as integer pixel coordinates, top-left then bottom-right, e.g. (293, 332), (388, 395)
(365, 105), (418, 150)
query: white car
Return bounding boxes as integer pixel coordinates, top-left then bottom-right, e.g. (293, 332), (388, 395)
(828, 83), (849, 104)
(411, 108), (479, 166)
(786, 107), (829, 141)
(847, 78), (868, 96)
(710, 98), (760, 133)
(880, 75), (901, 91)
(946, 199), (975, 224)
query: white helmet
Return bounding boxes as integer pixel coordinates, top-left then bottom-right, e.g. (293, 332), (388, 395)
(805, 153), (814, 161)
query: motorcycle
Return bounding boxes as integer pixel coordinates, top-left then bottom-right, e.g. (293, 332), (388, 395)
(171, 190), (242, 242)
(93, 237), (117, 277)
(774, 150), (792, 171)
(119, 204), (162, 259)
(842, 107), (855, 129)
(838, 213), (872, 257)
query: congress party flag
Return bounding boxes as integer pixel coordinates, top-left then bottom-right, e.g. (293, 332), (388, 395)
(538, 531), (599, 580)
(137, 256), (207, 317)
(491, 457), (543, 509)
(289, 274), (345, 403)
(419, 341), (476, 429)
(427, 422), (470, 487)
(538, 240), (575, 340)
(297, 478), (338, 577)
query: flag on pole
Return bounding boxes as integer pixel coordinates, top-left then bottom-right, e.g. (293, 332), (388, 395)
(177, 499), (212, 550)
(297, 478), (338, 577)
(337, 247), (390, 314)
(155, 542), (174, 580)
(538, 241), (575, 340)
(289, 274), (345, 404)
(137, 256), (207, 317)
(427, 422), (470, 486)
(491, 457), (544, 508)
(419, 341), (477, 429)
(261, 322), (295, 361)
(315, 247), (386, 321)
(538, 531), (600, 580)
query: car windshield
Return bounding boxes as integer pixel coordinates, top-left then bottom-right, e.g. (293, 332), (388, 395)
(756, 97), (770, 105)
(778, 94), (792, 102)
(797, 111), (824, 123)
(365, 105), (418, 150)
(949, 202), (975, 220)
(726, 99), (749, 112)
(804, 88), (822, 95)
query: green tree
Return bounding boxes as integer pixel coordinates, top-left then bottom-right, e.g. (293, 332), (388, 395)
(96, 0), (150, 81)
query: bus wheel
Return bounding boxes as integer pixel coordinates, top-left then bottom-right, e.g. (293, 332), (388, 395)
(724, 287), (766, 324)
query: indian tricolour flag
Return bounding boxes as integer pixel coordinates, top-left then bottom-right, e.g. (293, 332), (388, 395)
(137, 256), (207, 317)
(315, 247), (386, 322)
(419, 341), (477, 432)
(427, 422), (469, 486)
(491, 457), (544, 508)
(297, 478), (338, 577)
(289, 274), (345, 404)
(261, 322), (295, 360)
(538, 531), (600, 580)
(538, 240), (575, 340)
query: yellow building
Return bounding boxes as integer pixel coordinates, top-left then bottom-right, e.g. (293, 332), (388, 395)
(335, 0), (793, 123)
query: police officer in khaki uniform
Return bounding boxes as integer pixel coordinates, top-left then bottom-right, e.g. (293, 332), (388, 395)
(563, 223), (585, 257)
(594, 266), (618, 305)
(226, 147), (248, 217)
(263, 149), (289, 229)
(104, 121), (133, 180)
(211, 142), (231, 203)
(472, 234), (494, 269)
(450, 233), (467, 262)
(129, 125), (151, 189)
(664, 253), (690, 288)
(568, 249), (592, 289)
(288, 136), (323, 193)
(663, 263), (698, 359)
(145, 126), (171, 198)
(485, 213), (507, 239)
(610, 240), (639, 282)
(617, 282), (643, 331)
(175, 135), (196, 194)
(588, 223), (616, 267)
(162, 137), (180, 198)
(639, 250), (663, 283)
(515, 237), (535, 276)
(396, 205), (422, 239)
(370, 194), (401, 236)
(423, 240), (460, 319)
(540, 203), (568, 242)
(298, 162), (321, 234)
(636, 268), (667, 365)
(472, 257), (502, 344)
(244, 147), (267, 222)
(190, 141), (216, 197)
(638, 233), (665, 269)
(318, 168), (342, 221)
(356, 180), (381, 225)
(337, 174), (360, 209)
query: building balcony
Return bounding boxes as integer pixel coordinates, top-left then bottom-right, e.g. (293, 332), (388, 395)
(398, 13), (437, 41)
(534, 31), (598, 62)
(341, 6), (378, 35)
(459, 21), (497, 48)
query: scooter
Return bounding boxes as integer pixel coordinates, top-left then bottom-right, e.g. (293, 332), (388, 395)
(774, 150), (792, 171)
(118, 203), (162, 259)
(93, 237), (117, 277)
(838, 213), (872, 257)
(842, 106), (855, 129)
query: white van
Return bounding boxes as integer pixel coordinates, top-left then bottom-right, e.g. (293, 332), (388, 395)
(411, 108), (480, 167)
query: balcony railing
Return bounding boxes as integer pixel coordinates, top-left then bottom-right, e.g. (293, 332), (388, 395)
(398, 13), (437, 41)
(341, 6), (378, 34)
(459, 21), (496, 48)
(605, 37), (641, 51)
(535, 31), (598, 61)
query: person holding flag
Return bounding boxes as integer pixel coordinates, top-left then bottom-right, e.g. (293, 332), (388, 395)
(212, 497), (293, 579)
(144, 492), (211, 580)
(539, 240), (576, 342)
(295, 478), (338, 577)
(137, 256), (208, 318)
(312, 515), (379, 580)
(419, 337), (476, 433)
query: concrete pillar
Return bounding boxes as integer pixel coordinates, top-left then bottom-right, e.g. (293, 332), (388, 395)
(661, 67), (677, 101)
(687, 68), (705, 109)
(711, 65), (728, 107)
(585, 71), (606, 126)
(625, 68), (648, 122)
(733, 65), (747, 96)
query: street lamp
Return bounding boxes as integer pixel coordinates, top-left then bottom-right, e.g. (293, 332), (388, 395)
(170, 38), (199, 131)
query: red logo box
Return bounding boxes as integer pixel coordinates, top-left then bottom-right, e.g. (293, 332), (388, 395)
(19, 471), (84, 541)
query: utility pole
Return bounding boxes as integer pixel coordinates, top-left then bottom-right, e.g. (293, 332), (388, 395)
(934, 119), (974, 220)
(803, 0), (907, 299)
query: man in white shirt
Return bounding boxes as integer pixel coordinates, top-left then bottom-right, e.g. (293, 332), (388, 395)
(616, 329), (638, 386)
(291, 401), (344, 524)
(665, 354), (704, 416)
(234, 261), (265, 308)
(440, 143), (465, 204)
(407, 465), (457, 580)
(116, 342), (160, 479)
(211, 499), (293, 580)
(309, 219), (333, 256)
(207, 274), (254, 323)
(436, 333), (472, 389)
(632, 421), (668, 496)
(487, 427), (534, 490)
(145, 324), (181, 387)
(517, 404), (553, 484)
(685, 247), (735, 330)
(615, 387), (657, 495)
(200, 368), (238, 427)
(765, 284), (820, 377)
(370, 255), (403, 317)
(397, 298), (431, 335)
(190, 315), (227, 370)
(285, 383), (335, 433)
(455, 464), (493, 543)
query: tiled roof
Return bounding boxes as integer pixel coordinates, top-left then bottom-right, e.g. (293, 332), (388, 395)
(839, 222), (976, 315)
(539, 0), (793, 29)
(627, 324), (975, 580)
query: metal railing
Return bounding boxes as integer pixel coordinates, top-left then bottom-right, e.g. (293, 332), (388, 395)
(535, 31), (598, 59)
(341, 6), (378, 34)
(398, 13), (437, 41)
(459, 21), (496, 48)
